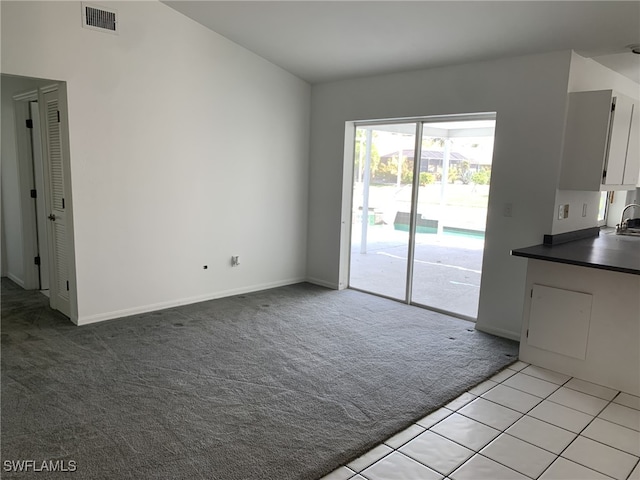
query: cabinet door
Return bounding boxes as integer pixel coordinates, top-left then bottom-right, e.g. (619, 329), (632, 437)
(528, 284), (593, 360)
(604, 96), (634, 186)
(623, 102), (639, 186)
(559, 90), (612, 191)
(560, 90), (638, 191)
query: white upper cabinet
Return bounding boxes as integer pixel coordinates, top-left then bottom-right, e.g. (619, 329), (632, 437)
(559, 90), (639, 191)
(627, 100), (640, 187)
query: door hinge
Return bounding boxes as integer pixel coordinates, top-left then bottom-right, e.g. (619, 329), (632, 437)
(66, 281), (69, 291)
(57, 110), (61, 123)
(30, 189), (37, 198)
(530, 289), (533, 298)
(611, 102), (616, 112)
(526, 329), (529, 338)
(62, 198), (65, 209)
(34, 256), (40, 266)
(26, 119), (33, 129)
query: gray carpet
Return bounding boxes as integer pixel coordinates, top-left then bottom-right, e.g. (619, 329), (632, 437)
(1, 279), (518, 479)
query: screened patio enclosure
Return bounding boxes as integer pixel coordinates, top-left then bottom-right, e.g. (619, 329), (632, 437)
(349, 115), (496, 320)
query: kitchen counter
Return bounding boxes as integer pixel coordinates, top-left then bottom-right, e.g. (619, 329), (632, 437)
(512, 232), (640, 276)
(514, 229), (639, 395)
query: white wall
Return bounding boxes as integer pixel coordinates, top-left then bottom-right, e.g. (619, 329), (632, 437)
(551, 53), (640, 235)
(1, 75), (53, 285)
(1, 1), (311, 323)
(568, 53), (640, 99)
(308, 51), (573, 340)
(552, 190), (601, 234)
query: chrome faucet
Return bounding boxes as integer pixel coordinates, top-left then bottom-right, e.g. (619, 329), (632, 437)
(616, 204), (640, 234)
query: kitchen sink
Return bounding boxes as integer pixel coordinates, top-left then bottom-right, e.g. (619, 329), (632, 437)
(616, 205), (640, 237)
(617, 227), (640, 237)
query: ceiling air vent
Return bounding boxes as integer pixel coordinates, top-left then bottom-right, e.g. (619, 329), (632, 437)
(81, 3), (118, 34)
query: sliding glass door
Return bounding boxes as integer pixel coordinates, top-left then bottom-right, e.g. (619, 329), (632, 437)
(349, 123), (416, 300)
(411, 119), (495, 318)
(349, 115), (496, 320)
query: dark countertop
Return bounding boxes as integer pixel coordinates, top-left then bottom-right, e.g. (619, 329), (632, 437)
(512, 232), (640, 276)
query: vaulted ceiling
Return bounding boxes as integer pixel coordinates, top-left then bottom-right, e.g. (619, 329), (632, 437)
(164, 1), (640, 84)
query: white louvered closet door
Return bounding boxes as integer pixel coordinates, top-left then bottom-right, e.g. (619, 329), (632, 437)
(42, 88), (71, 318)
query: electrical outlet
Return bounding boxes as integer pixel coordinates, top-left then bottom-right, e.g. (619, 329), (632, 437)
(564, 204), (570, 218)
(231, 256), (240, 267)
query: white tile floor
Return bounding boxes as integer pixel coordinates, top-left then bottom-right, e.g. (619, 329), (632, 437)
(321, 361), (640, 480)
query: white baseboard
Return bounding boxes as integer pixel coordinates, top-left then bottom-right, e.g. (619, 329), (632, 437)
(474, 323), (521, 342)
(305, 276), (339, 290)
(77, 277), (307, 326)
(6, 272), (25, 288)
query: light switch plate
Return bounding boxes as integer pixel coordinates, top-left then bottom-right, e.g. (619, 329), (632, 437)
(504, 203), (513, 217)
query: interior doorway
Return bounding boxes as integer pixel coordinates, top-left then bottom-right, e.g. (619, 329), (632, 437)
(348, 114), (496, 320)
(1, 74), (76, 320)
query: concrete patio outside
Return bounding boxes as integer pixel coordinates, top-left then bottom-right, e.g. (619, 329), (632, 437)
(349, 223), (485, 319)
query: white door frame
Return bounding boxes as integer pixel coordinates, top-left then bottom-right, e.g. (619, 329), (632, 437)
(342, 112), (497, 321)
(12, 90), (40, 290)
(11, 82), (78, 323)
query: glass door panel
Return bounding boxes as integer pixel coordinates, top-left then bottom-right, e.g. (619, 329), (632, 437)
(411, 119), (495, 318)
(349, 123), (416, 300)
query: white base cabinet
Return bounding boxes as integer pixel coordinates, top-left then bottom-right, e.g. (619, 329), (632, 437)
(519, 259), (640, 395)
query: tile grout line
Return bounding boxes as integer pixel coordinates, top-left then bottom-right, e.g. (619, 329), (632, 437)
(370, 366), (566, 477)
(535, 393), (633, 480)
(440, 371), (603, 479)
(384, 426), (468, 477)
(348, 447), (395, 475)
(627, 458), (640, 480)
(457, 369), (618, 480)
(366, 413), (496, 478)
(513, 370), (610, 398)
(461, 451), (537, 480)
(336, 366), (639, 480)
(487, 369), (640, 480)
(485, 369), (640, 469)
(518, 368), (640, 408)
(383, 401), (535, 477)
(455, 379), (571, 443)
